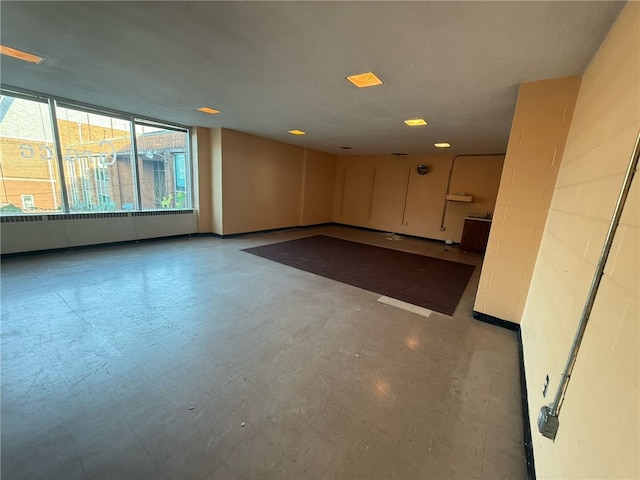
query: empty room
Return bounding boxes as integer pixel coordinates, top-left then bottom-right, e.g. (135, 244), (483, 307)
(1, 2), (638, 480)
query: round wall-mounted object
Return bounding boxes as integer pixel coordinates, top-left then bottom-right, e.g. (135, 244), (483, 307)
(417, 164), (429, 175)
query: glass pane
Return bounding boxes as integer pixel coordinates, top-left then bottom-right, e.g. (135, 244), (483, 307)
(135, 124), (191, 210)
(56, 105), (136, 212)
(0, 95), (63, 214)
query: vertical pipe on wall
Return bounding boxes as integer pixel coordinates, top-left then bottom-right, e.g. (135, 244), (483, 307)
(401, 168), (411, 226)
(439, 155), (457, 231)
(553, 131), (639, 414)
(539, 130), (640, 440)
(439, 153), (505, 231)
(339, 167), (346, 217)
(299, 148), (308, 225)
(368, 168), (377, 221)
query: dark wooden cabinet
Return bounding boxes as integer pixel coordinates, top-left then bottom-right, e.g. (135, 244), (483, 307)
(460, 218), (491, 253)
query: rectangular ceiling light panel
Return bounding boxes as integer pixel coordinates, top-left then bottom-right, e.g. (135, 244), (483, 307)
(198, 106), (221, 114)
(346, 72), (383, 88)
(0, 45), (44, 64)
(404, 119), (428, 126)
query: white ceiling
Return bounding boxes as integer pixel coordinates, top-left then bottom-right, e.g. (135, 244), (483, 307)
(0, 1), (624, 155)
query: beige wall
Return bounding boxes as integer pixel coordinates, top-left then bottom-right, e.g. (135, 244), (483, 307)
(197, 132), (502, 240)
(403, 156), (454, 240)
(445, 155), (505, 242)
(333, 154), (504, 242)
(333, 154), (450, 238)
(521, 3), (639, 479)
(301, 149), (336, 226)
(220, 129), (303, 234)
(475, 76), (581, 322)
(193, 127), (213, 233)
(211, 128), (223, 235)
(205, 128), (335, 235)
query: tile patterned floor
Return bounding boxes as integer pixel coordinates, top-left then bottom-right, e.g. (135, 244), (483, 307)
(1, 225), (527, 479)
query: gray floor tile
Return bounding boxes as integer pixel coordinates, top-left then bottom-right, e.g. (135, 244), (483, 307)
(1, 225), (526, 479)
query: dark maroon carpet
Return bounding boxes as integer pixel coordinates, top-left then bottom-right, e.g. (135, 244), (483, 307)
(243, 235), (475, 316)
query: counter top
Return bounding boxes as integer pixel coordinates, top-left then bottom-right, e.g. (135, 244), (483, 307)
(465, 216), (492, 223)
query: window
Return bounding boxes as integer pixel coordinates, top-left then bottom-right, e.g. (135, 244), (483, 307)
(0, 89), (192, 215)
(0, 95), (64, 214)
(21, 194), (35, 210)
(173, 153), (188, 208)
(56, 104), (136, 212)
(95, 164), (112, 208)
(135, 124), (191, 210)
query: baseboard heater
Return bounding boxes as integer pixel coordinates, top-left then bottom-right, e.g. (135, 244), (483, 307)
(1, 209), (198, 255)
(1, 210), (194, 223)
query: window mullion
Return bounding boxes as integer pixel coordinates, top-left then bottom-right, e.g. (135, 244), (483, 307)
(49, 99), (70, 213)
(129, 122), (142, 210)
(186, 132), (193, 208)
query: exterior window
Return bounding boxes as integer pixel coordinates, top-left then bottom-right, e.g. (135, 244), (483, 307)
(173, 153), (188, 208)
(135, 124), (191, 210)
(81, 176), (94, 208)
(21, 194), (35, 210)
(55, 105), (135, 212)
(0, 95), (63, 214)
(95, 161), (112, 208)
(0, 89), (192, 215)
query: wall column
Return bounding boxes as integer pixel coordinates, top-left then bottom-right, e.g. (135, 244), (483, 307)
(474, 76), (581, 323)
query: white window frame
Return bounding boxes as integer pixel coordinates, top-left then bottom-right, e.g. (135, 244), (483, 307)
(1, 87), (193, 215)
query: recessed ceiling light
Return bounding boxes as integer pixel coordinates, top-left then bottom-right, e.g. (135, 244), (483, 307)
(346, 72), (383, 88)
(404, 119), (428, 126)
(434, 142), (451, 148)
(0, 45), (44, 64)
(197, 106), (221, 115)
(288, 130), (306, 135)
